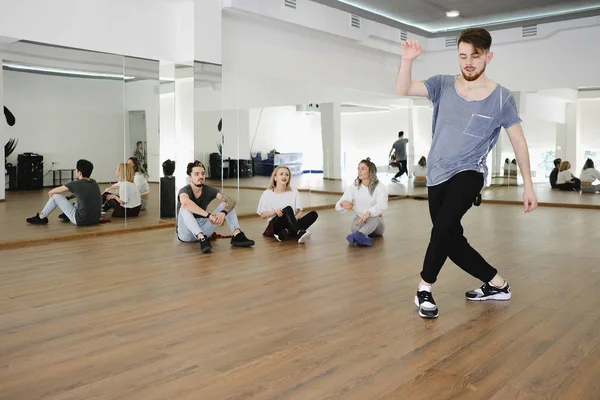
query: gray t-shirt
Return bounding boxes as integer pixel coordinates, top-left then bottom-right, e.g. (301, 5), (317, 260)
(177, 184), (219, 218)
(392, 138), (409, 161)
(424, 75), (521, 187)
(65, 179), (102, 226)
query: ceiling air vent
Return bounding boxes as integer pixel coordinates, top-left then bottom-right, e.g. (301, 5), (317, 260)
(522, 25), (537, 37)
(350, 14), (361, 28)
(445, 36), (457, 47)
(400, 30), (407, 41)
(284, 0), (297, 9)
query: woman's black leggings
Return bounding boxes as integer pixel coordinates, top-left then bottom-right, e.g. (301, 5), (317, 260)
(272, 206), (318, 236)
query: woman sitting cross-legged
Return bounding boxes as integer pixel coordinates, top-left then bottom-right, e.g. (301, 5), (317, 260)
(257, 166), (317, 243)
(102, 163), (141, 218)
(336, 157), (388, 247)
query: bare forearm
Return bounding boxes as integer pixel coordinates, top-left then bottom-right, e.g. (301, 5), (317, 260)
(396, 59), (414, 95)
(513, 139), (533, 188)
(184, 202), (209, 217)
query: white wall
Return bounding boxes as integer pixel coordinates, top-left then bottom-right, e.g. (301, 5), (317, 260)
(125, 80), (159, 181)
(425, 17), (600, 92)
(3, 71), (125, 185)
(579, 99), (600, 151)
(249, 106), (323, 171)
(195, 0), (222, 64)
(0, 0), (195, 63)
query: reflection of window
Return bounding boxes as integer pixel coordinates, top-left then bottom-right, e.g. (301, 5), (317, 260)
(584, 150), (600, 165)
(537, 150), (555, 179)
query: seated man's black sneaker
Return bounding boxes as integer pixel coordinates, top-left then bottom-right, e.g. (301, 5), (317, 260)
(274, 229), (289, 242)
(26, 213), (49, 225)
(414, 289), (439, 319)
(199, 235), (212, 253)
(58, 213), (70, 222)
(466, 281), (511, 301)
(231, 231), (255, 247)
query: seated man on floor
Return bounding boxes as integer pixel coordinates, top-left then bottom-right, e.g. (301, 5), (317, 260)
(549, 158), (562, 188)
(26, 159), (101, 226)
(177, 160), (255, 253)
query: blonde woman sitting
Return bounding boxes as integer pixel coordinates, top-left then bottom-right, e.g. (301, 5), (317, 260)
(556, 160), (581, 191)
(336, 157), (388, 247)
(102, 163), (142, 217)
(257, 166), (317, 243)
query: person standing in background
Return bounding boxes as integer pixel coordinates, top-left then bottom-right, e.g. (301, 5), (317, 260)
(390, 131), (409, 182)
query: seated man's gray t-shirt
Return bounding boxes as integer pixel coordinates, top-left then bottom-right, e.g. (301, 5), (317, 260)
(423, 75), (521, 187)
(177, 184), (220, 218)
(65, 179), (102, 226)
(392, 138), (409, 161)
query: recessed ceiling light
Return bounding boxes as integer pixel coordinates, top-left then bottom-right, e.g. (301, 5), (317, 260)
(446, 10), (460, 18)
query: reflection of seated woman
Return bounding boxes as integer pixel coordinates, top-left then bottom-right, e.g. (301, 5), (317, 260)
(257, 166), (317, 243)
(580, 158), (600, 193)
(556, 161), (581, 191)
(413, 156), (427, 187)
(102, 163), (142, 217)
(336, 158), (388, 247)
(128, 157), (150, 210)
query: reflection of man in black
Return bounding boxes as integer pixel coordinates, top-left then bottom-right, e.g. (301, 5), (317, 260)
(4, 106), (16, 126)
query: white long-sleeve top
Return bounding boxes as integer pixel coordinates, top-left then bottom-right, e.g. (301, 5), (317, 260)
(335, 182), (388, 217)
(580, 168), (600, 183)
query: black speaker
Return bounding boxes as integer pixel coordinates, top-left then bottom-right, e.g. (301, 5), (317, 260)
(17, 153), (44, 190)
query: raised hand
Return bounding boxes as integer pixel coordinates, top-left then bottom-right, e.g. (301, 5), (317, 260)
(401, 40), (423, 61)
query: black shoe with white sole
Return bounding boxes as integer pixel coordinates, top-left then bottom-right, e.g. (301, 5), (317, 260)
(465, 282), (511, 301)
(414, 290), (439, 319)
(297, 230), (311, 243)
(199, 235), (212, 253)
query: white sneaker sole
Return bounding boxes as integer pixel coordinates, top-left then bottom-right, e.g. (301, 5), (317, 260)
(298, 231), (311, 244)
(414, 296), (439, 319)
(466, 292), (511, 301)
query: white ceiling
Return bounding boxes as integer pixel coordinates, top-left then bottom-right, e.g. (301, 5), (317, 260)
(310, 0), (600, 36)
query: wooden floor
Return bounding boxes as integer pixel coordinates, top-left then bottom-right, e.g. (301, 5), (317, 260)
(2, 200), (600, 399)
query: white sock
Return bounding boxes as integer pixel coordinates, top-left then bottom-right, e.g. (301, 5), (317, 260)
(489, 280), (507, 289)
(418, 284), (432, 293)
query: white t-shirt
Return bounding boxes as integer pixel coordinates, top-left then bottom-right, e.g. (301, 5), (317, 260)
(413, 165), (427, 178)
(557, 170), (574, 185)
(335, 182), (388, 217)
(134, 172), (150, 196)
(116, 181), (142, 208)
(580, 168), (600, 183)
(256, 189), (302, 221)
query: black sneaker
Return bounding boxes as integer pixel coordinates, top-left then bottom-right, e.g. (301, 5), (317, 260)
(274, 229), (289, 242)
(26, 213), (49, 225)
(199, 235), (212, 253)
(297, 230), (311, 244)
(58, 213), (70, 222)
(231, 231), (255, 247)
(414, 290), (439, 319)
(466, 282), (511, 301)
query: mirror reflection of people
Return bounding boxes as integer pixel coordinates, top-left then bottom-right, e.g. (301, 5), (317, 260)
(580, 158), (600, 193)
(177, 161), (255, 253)
(549, 158), (562, 188)
(133, 141), (147, 172)
(413, 156), (427, 187)
(257, 166), (317, 243)
(390, 131), (409, 182)
(127, 157), (150, 210)
(397, 28), (538, 319)
(336, 158), (388, 247)
(556, 161), (581, 191)
(26, 159), (101, 226)
(160, 159), (176, 218)
(102, 163), (142, 218)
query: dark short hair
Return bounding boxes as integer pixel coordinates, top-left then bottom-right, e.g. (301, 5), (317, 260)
(458, 27), (492, 53)
(186, 160), (206, 176)
(553, 158), (562, 167)
(76, 159), (94, 178)
(398, 131), (404, 137)
(162, 159), (176, 176)
(418, 156), (427, 167)
(583, 158), (594, 170)
(136, 141), (143, 146)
